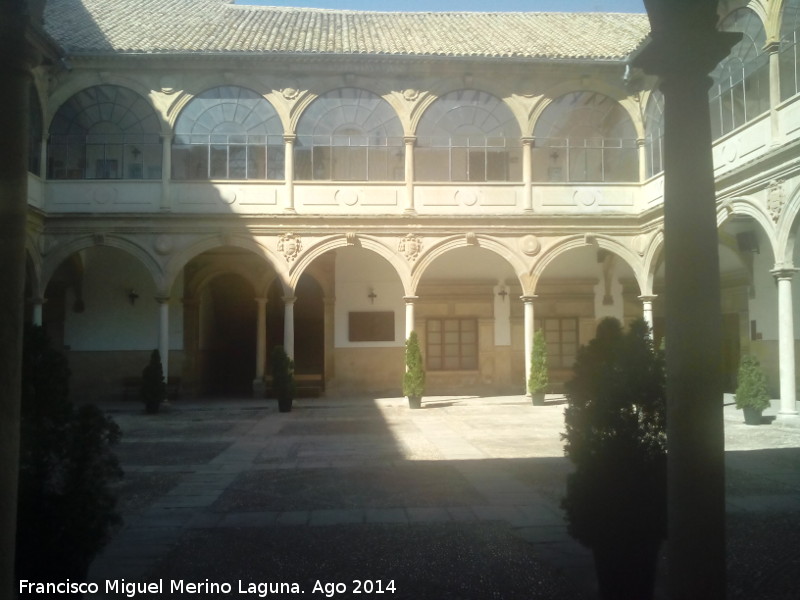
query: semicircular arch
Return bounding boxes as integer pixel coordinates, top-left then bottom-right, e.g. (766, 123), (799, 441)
(164, 234), (284, 297)
(531, 234), (647, 295)
(289, 235), (410, 294)
(411, 235), (527, 293)
(717, 196), (779, 258)
(42, 235), (162, 293)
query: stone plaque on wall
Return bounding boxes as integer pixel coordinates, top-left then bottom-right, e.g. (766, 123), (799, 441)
(349, 312), (395, 342)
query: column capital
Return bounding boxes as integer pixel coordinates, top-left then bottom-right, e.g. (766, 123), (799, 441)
(283, 134), (297, 144)
(633, 2), (740, 80)
(403, 135), (417, 145)
(403, 295), (419, 303)
(520, 295), (538, 303)
(520, 136), (534, 146)
(282, 295), (297, 305)
(254, 296), (268, 305)
(155, 295), (170, 304)
(764, 40), (780, 55)
(771, 267), (799, 281)
(638, 294), (658, 302)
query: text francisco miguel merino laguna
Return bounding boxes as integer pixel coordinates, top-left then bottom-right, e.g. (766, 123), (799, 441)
(19, 579), (322, 597)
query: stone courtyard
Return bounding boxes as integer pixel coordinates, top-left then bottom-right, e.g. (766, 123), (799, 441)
(84, 395), (800, 599)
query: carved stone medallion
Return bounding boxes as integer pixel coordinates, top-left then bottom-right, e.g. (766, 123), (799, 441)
(278, 233), (302, 262)
(399, 234), (422, 262)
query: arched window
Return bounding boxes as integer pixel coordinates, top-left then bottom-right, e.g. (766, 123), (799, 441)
(780, 0), (800, 101)
(295, 88), (404, 181)
(532, 91), (638, 182)
(710, 8), (769, 139)
(643, 89), (664, 179)
(415, 90), (521, 182)
(173, 86), (283, 180)
(48, 85), (162, 180)
(29, 86), (42, 176)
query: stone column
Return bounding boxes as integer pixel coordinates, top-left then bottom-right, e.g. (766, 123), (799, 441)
(31, 297), (45, 326)
(253, 297), (267, 396)
(521, 295), (536, 395)
(634, 3), (739, 598)
(772, 268), (799, 417)
(283, 295), (296, 359)
(0, 5), (35, 593)
(160, 133), (172, 211)
(767, 41), (781, 142)
(639, 294), (657, 335)
(284, 134), (296, 213)
(404, 136), (416, 215)
(521, 137), (534, 213)
(323, 296), (335, 387)
(156, 297), (170, 382)
(404, 296), (418, 339)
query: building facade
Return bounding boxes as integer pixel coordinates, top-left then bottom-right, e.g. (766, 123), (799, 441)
(21, 0), (800, 413)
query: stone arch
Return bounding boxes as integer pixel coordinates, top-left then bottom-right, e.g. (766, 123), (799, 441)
(165, 234), (284, 297)
(530, 234), (647, 295)
(289, 235), (410, 294)
(288, 84), (402, 135)
(46, 77), (169, 135)
(409, 86), (527, 138)
(774, 179), (800, 263)
(42, 234), (162, 294)
(411, 235), (527, 294)
(529, 80), (642, 139)
(643, 228), (665, 294)
(717, 196), (779, 259)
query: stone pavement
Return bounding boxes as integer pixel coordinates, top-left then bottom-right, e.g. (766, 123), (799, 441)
(83, 394), (799, 599)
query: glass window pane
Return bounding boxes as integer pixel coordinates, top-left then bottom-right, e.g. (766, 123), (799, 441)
(210, 145), (227, 178)
(229, 145), (247, 178)
(248, 145), (266, 179)
(48, 85), (163, 180)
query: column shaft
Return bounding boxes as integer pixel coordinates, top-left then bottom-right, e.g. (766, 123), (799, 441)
(283, 296), (296, 359)
(160, 134), (172, 210)
(284, 135), (296, 213)
(639, 294), (656, 335)
(404, 296), (418, 339)
(633, 7), (738, 596)
(255, 298), (267, 380)
(774, 270), (799, 416)
(521, 296), (535, 395)
(404, 136), (416, 214)
(521, 137), (533, 213)
(0, 9), (30, 593)
(157, 298), (170, 382)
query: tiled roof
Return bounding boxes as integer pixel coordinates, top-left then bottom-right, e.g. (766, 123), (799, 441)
(44, 0), (650, 60)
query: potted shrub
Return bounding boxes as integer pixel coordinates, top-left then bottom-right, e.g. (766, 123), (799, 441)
(140, 349), (166, 414)
(271, 345), (295, 413)
(403, 331), (425, 409)
(735, 354), (771, 425)
(562, 318), (666, 600)
(528, 328), (549, 405)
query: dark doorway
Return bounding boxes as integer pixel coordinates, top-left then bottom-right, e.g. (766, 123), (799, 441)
(204, 273), (256, 395)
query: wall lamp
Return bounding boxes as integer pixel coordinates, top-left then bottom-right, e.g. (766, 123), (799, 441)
(368, 288), (377, 304)
(128, 289), (139, 305)
(497, 287), (508, 302)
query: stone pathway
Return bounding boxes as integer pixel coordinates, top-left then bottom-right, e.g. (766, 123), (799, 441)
(84, 394), (799, 599)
